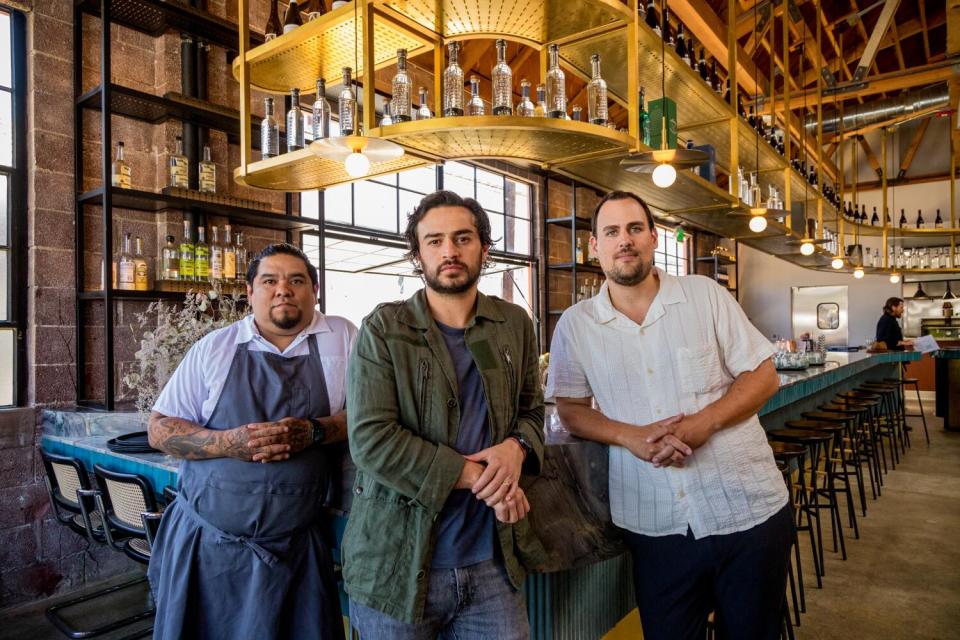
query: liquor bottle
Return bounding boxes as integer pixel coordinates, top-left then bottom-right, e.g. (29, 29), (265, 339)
(286, 88), (304, 152)
(283, 0), (303, 33)
(737, 91), (746, 119)
(860, 204), (867, 223)
(916, 209), (924, 229)
(517, 79), (535, 117)
(443, 42), (464, 117)
(723, 78), (731, 105)
(304, 0), (326, 20)
(380, 102), (393, 126)
(776, 133), (784, 155)
(571, 105), (582, 121)
(234, 231), (247, 283)
(675, 23), (688, 62)
(492, 39), (513, 115)
(871, 206), (879, 226)
(198, 144), (216, 194)
(179, 218), (195, 281)
(261, 97), (279, 158)
(587, 54), (608, 126)
(133, 236), (149, 291)
(699, 50), (709, 85)
(417, 87), (432, 120)
(662, 5), (673, 45)
(168, 136), (188, 188)
(195, 225), (210, 280)
(312, 78), (331, 140)
(467, 75), (484, 116)
(747, 105), (756, 129)
(646, 0), (660, 35)
(161, 235), (179, 281)
(885, 207), (891, 225)
(264, 0), (281, 40)
(117, 233), (136, 291)
(111, 141), (131, 189)
(755, 111), (765, 138)
(899, 208), (907, 227)
(935, 208), (943, 229)
(864, 248), (872, 268)
(391, 48), (413, 122)
(533, 84), (547, 117)
(222, 224), (236, 282)
(339, 67), (357, 135)
(545, 44), (566, 118)
(710, 58), (719, 93)
(209, 225), (223, 283)
(332, 0), (349, 7)
(638, 86), (650, 146)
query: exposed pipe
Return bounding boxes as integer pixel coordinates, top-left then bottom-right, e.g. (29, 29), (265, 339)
(804, 83), (949, 134)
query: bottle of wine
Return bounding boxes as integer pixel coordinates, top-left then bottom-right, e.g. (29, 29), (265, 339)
(443, 42), (464, 117)
(935, 208), (943, 229)
(675, 23), (688, 62)
(747, 105), (756, 129)
(169, 135), (188, 188)
(916, 209), (924, 229)
(199, 144), (216, 194)
(645, 0), (659, 35)
(662, 5), (673, 46)
(639, 86), (650, 146)
(286, 88), (304, 152)
(699, 49), (709, 84)
(339, 67), (356, 135)
(264, 0), (281, 40)
(534, 84), (547, 117)
(517, 79), (535, 117)
(687, 39), (698, 70)
(899, 208), (907, 227)
(179, 218), (195, 281)
(312, 78), (331, 139)
(261, 97), (279, 158)
(111, 141), (131, 189)
(710, 58), (719, 93)
(417, 87), (432, 119)
(467, 75), (484, 116)
(209, 225), (223, 283)
(283, 0), (303, 33)
(195, 225), (210, 281)
(587, 54), (608, 126)
(117, 233), (136, 291)
(723, 78), (731, 105)
(871, 207), (879, 226)
(304, 0), (326, 20)
(545, 44), (566, 118)
(392, 48), (413, 122)
(492, 39), (513, 115)
(222, 224), (236, 282)
(161, 235), (179, 281)
(860, 204), (867, 223)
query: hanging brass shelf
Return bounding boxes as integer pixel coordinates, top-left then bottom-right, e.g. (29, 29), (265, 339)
(838, 223), (960, 238)
(233, 147), (432, 191)
(230, 3), (431, 94)
(371, 116), (633, 167)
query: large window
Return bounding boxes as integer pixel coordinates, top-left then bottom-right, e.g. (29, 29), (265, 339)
(655, 225), (689, 276)
(0, 6), (23, 406)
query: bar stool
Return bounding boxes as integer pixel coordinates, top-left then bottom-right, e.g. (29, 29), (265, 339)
(801, 411), (863, 538)
(884, 375), (930, 444)
(819, 400), (879, 506)
(770, 441), (807, 624)
(836, 391), (890, 478)
(861, 381), (907, 458)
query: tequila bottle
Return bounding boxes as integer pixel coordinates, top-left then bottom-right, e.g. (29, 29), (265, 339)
(312, 78), (331, 140)
(339, 67), (357, 136)
(443, 42), (464, 117)
(161, 235), (179, 281)
(117, 233), (135, 291)
(286, 88), (304, 152)
(169, 135), (188, 188)
(111, 141), (131, 189)
(198, 144), (216, 194)
(179, 218), (195, 281)
(381, 102), (394, 126)
(261, 97), (279, 158)
(467, 76), (484, 116)
(222, 224), (236, 282)
(391, 49), (413, 122)
(417, 87), (432, 120)
(264, 0), (281, 40)
(195, 225), (210, 281)
(571, 105), (582, 121)
(545, 44), (566, 118)
(492, 39), (513, 115)
(586, 54), (608, 126)
(133, 236), (149, 291)
(234, 232), (247, 283)
(209, 225), (223, 283)
(533, 84), (547, 117)
(517, 79), (535, 117)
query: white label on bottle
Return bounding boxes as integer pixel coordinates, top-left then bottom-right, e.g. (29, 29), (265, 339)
(112, 165), (131, 189)
(224, 252), (237, 280)
(283, 23), (298, 34)
(118, 262), (135, 289)
(199, 165), (216, 193)
(170, 158), (188, 188)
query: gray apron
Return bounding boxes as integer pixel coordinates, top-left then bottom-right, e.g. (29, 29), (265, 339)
(148, 335), (345, 640)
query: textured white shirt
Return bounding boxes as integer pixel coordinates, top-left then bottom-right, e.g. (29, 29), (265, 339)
(154, 312), (357, 425)
(546, 269), (787, 538)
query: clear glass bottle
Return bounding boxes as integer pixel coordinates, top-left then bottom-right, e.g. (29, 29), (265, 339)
(161, 235), (179, 281)
(638, 87), (650, 146)
(587, 54), (608, 126)
(117, 233), (135, 291)
(545, 44), (566, 118)
(467, 76), (484, 116)
(571, 105), (582, 122)
(133, 236), (149, 291)
(195, 225), (210, 281)
(533, 84), (547, 117)
(339, 67), (357, 135)
(283, 0), (303, 33)
(492, 39), (513, 116)
(234, 231), (247, 283)
(286, 88), (305, 152)
(443, 42), (464, 117)
(312, 78), (331, 140)
(392, 48), (413, 122)
(198, 144), (216, 194)
(261, 97), (280, 158)
(380, 102), (394, 126)
(517, 79), (535, 117)
(417, 87), (432, 120)
(111, 141), (131, 189)
(209, 225), (223, 283)
(179, 218), (195, 281)
(222, 224), (236, 282)
(169, 136), (188, 188)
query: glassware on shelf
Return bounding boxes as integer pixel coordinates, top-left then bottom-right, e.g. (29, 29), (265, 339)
(492, 39), (513, 115)
(417, 87), (432, 120)
(586, 54), (608, 126)
(286, 88), (305, 152)
(380, 102), (394, 126)
(517, 79), (535, 117)
(571, 105), (582, 121)
(391, 48), (413, 122)
(198, 144), (216, 194)
(261, 97), (279, 158)
(534, 83), (547, 117)
(545, 44), (566, 118)
(467, 76), (484, 116)
(111, 141), (131, 189)
(304, 0), (326, 20)
(312, 78), (331, 140)
(443, 42), (464, 117)
(339, 67), (357, 136)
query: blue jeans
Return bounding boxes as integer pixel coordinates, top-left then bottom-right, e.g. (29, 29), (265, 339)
(349, 559), (529, 640)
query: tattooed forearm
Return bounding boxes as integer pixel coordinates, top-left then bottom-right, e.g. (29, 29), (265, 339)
(147, 411), (250, 461)
(315, 411), (348, 444)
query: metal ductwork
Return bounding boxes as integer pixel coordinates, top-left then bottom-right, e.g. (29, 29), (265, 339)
(804, 83), (949, 134)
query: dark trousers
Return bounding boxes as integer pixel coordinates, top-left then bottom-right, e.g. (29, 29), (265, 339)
(622, 503), (793, 640)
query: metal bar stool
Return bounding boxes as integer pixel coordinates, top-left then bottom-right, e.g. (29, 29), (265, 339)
(801, 411), (862, 538)
(770, 440), (808, 625)
(820, 401), (880, 504)
(862, 382), (907, 459)
(884, 375), (930, 445)
(836, 391), (889, 478)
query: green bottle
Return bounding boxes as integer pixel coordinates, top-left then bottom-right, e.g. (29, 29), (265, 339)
(179, 218), (195, 281)
(195, 225), (210, 280)
(639, 87), (650, 146)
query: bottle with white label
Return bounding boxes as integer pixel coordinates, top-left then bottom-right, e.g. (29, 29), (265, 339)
(222, 224), (236, 282)
(169, 135), (189, 188)
(199, 144), (216, 193)
(209, 225), (223, 283)
(117, 233), (136, 291)
(111, 142), (131, 189)
(133, 236), (149, 291)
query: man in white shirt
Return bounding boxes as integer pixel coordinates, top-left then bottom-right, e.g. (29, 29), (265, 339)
(547, 191), (792, 640)
(146, 243), (356, 640)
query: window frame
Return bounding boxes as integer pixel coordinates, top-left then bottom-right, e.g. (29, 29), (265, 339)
(654, 224), (690, 276)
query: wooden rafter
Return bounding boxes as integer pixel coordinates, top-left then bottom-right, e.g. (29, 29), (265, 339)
(857, 134), (883, 178)
(918, 0), (932, 61)
(898, 116), (931, 178)
(744, 15), (772, 55)
(842, 171), (951, 192)
(889, 18), (906, 71)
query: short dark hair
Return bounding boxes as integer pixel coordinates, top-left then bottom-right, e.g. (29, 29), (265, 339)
(403, 190), (494, 274)
(592, 190), (656, 236)
(883, 296), (904, 315)
(246, 242), (319, 288)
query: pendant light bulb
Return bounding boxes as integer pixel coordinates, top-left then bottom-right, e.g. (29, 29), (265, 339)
(344, 151), (370, 178)
(748, 215), (768, 233)
(799, 240), (815, 256)
(853, 266), (865, 279)
(889, 272), (901, 284)
(831, 256), (844, 269)
(652, 162), (677, 188)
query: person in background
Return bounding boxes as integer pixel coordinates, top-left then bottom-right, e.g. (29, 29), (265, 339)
(876, 296), (913, 350)
(147, 243), (354, 640)
(547, 191), (791, 640)
(344, 190), (545, 639)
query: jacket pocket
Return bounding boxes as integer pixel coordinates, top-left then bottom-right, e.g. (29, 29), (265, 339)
(342, 481), (411, 594)
(676, 343), (724, 394)
(510, 516), (549, 572)
(417, 358), (431, 428)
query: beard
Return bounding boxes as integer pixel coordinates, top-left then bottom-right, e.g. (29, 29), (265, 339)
(269, 305), (302, 330)
(605, 251), (654, 286)
(423, 257), (482, 295)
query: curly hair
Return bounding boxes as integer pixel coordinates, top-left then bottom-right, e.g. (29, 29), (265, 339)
(403, 190), (495, 275)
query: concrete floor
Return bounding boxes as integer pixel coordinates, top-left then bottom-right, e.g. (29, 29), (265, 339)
(3, 400), (959, 640)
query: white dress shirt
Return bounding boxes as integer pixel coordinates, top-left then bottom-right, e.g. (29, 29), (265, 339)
(546, 269), (787, 538)
(154, 312), (357, 425)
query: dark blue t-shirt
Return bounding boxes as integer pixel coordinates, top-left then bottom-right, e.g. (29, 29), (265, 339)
(431, 321), (496, 569)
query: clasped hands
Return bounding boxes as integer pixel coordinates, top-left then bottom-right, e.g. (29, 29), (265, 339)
(225, 417), (314, 463)
(622, 412), (717, 468)
(458, 439), (529, 525)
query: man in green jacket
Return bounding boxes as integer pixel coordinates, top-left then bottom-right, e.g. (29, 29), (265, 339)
(345, 189), (545, 639)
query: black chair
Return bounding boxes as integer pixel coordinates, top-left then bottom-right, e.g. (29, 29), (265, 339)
(93, 464), (162, 565)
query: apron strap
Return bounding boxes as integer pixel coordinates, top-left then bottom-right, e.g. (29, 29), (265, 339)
(175, 496), (284, 567)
